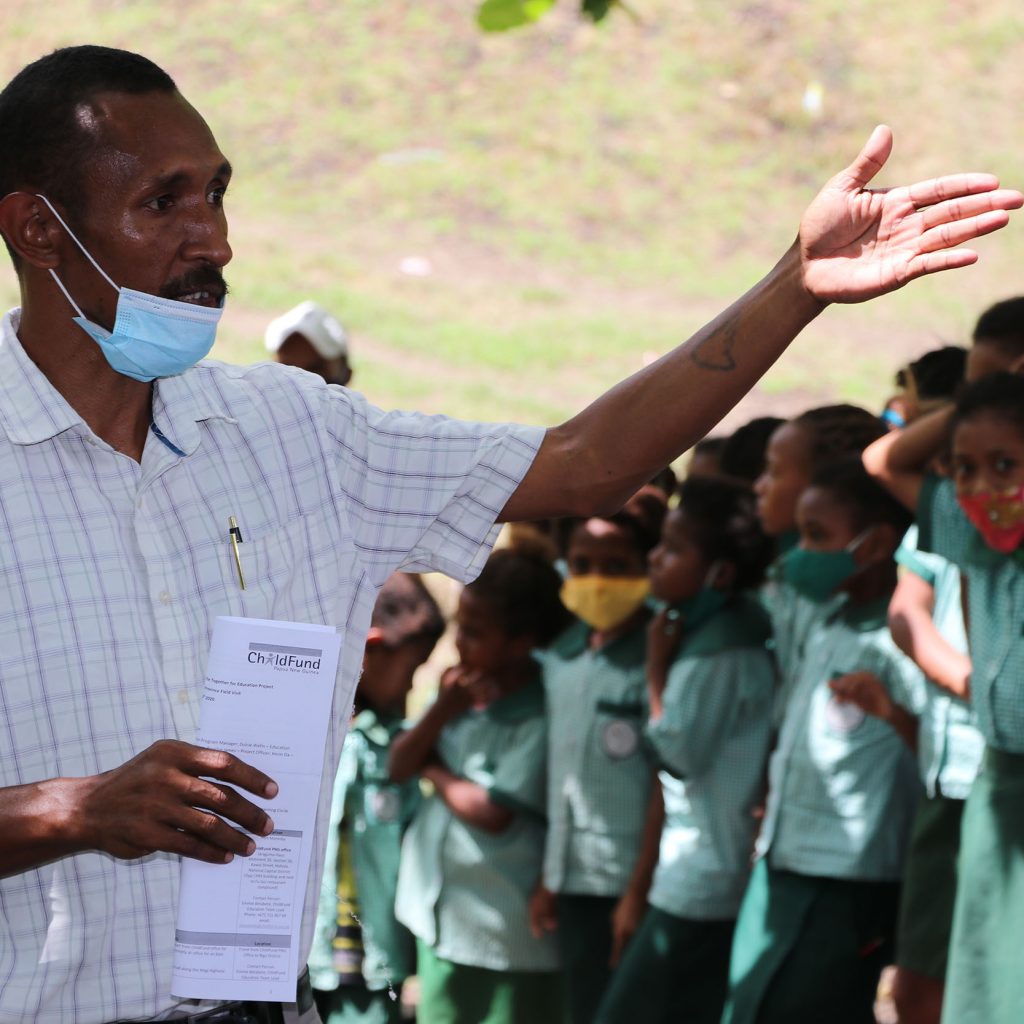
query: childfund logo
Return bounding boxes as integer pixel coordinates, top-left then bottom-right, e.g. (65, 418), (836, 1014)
(248, 642), (322, 671)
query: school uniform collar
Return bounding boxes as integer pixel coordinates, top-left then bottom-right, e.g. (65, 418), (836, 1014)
(352, 707), (404, 745)
(825, 592), (891, 633)
(550, 609), (652, 660)
(485, 675), (545, 723)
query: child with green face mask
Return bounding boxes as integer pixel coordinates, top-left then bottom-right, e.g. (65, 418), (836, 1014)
(530, 500), (666, 1024)
(722, 458), (925, 1024)
(594, 476), (776, 1024)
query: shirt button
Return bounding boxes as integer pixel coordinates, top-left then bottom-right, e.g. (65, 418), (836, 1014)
(177, 689), (190, 704)
(159, 590), (172, 605)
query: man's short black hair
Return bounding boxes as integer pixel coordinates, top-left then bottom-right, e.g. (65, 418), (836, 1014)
(0, 46), (176, 263)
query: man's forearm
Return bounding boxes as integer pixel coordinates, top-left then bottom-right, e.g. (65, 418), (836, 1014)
(502, 243), (823, 521)
(0, 776), (90, 878)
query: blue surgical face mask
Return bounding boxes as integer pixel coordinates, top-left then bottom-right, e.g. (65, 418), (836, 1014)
(38, 195), (224, 382)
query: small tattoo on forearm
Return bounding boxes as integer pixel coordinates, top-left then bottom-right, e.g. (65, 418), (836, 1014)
(689, 324), (738, 372)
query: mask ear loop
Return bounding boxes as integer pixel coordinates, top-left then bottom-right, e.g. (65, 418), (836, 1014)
(35, 194), (121, 307)
(702, 559), (725, 591)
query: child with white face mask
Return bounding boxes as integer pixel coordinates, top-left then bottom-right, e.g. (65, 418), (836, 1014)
(722, 458), (925, 1024)
(529, 499), (666, 1024)
(594, 476), (776, 1024)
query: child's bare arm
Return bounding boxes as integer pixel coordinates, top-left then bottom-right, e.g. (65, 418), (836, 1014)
(888, 572), (971, 700)
(388, 669), (472, 783)
(862, 406), (954, 511)
(829, 671), (919, 751)
(420, 764), (514, 834)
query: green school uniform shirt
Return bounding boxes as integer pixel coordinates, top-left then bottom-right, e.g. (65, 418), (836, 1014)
(309, 710), (420, 993)
(895, 525), (983, 799)
(644, 596), (775, 920)
(540, 617), (653, 897)
(918, 475), (1024, 754)
(393, 678), (559, 973)
(757, 588), (925, 880)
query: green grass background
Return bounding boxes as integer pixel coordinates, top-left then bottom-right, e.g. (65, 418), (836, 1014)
(3, 0), (1024, 435)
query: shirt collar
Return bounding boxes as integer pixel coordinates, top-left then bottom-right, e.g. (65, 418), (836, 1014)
(825, 592), (891, 633)
(0, 309), (84, 444)
(0, 308), (237, 453)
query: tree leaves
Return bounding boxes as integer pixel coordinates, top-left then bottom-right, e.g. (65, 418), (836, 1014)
(477, 0), (618, 32)
(477, 0), (557, 32)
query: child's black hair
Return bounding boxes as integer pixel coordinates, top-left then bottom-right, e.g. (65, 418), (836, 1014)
(793, 404), (887, 473)
(371, 573), (446, 653)
(467, 540), (572, 648)
(808, 458), (914, 537)
(719, 416), (786, 483)
(951, 371), (1024, 440)
(557, 497), (668, 563)
(973, 297), (1024, 358)
(900, 346), (967, 402)
(676, 476), (775, 591)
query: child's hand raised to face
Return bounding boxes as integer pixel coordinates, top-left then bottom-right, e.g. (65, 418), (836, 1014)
(828, 671), (895, 724)
(439, 664), (501, 711)
(647, 609), (684, 685)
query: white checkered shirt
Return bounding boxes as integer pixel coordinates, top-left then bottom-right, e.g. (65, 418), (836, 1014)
(0, 309), (542, 1023)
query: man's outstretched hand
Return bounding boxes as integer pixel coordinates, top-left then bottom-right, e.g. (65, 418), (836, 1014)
(800, 125), (1023, 304)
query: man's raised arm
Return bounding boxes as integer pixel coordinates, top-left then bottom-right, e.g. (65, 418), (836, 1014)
(501, 125), (1022, 523)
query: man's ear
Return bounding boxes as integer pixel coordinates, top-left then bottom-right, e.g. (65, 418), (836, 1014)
(0, 192), (64, 270)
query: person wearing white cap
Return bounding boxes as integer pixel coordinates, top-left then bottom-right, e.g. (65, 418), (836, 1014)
(266, 300), (353, 386)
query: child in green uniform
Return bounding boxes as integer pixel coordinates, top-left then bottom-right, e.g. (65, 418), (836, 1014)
(594, 476), (776, 1024)
(865, 371), (1024, 1024)
(836, 345), (979, 1024)
(310, 572), (446, 1024)
(530, 502), (666, 1024)
(722, 458), (924, 1024)
(390, 541), (571, 1024)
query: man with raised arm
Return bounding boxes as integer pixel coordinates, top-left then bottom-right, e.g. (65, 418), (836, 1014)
(0, 44), (1018, 1024)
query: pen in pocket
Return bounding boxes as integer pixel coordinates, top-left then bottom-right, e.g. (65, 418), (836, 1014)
(228, 515), (246, 590)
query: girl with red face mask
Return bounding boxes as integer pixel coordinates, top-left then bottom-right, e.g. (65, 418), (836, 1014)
(866, 371), (1024, 1024)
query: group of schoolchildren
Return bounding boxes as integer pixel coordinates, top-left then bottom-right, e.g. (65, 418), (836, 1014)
(303, 296), (1024, 1024)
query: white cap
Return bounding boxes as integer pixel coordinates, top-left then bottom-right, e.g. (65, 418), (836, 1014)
(264, 301), (349, 359)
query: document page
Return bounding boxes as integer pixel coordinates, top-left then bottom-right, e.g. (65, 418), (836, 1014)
(171, 616), (341, 1002)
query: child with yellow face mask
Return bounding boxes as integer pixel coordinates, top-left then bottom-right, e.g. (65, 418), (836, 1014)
(529, 498), (666, 1024)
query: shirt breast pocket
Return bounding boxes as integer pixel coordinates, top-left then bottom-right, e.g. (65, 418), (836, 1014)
(222, 512), (348, 624)
(595, 699), (644, 761)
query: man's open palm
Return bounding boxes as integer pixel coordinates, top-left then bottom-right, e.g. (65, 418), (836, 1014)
(801, 125), (1023, 304)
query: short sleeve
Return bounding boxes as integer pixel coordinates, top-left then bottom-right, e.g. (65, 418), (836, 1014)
(859, 634), (928, 716)
(917, 475), (973, 568)
(487, 717), (548, 819)
(895, 525), (939, 586)
(646, 651), (757, 779)
(323, 388), (544, 586)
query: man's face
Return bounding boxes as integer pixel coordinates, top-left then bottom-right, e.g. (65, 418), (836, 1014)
(53, 89), (232, 331)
